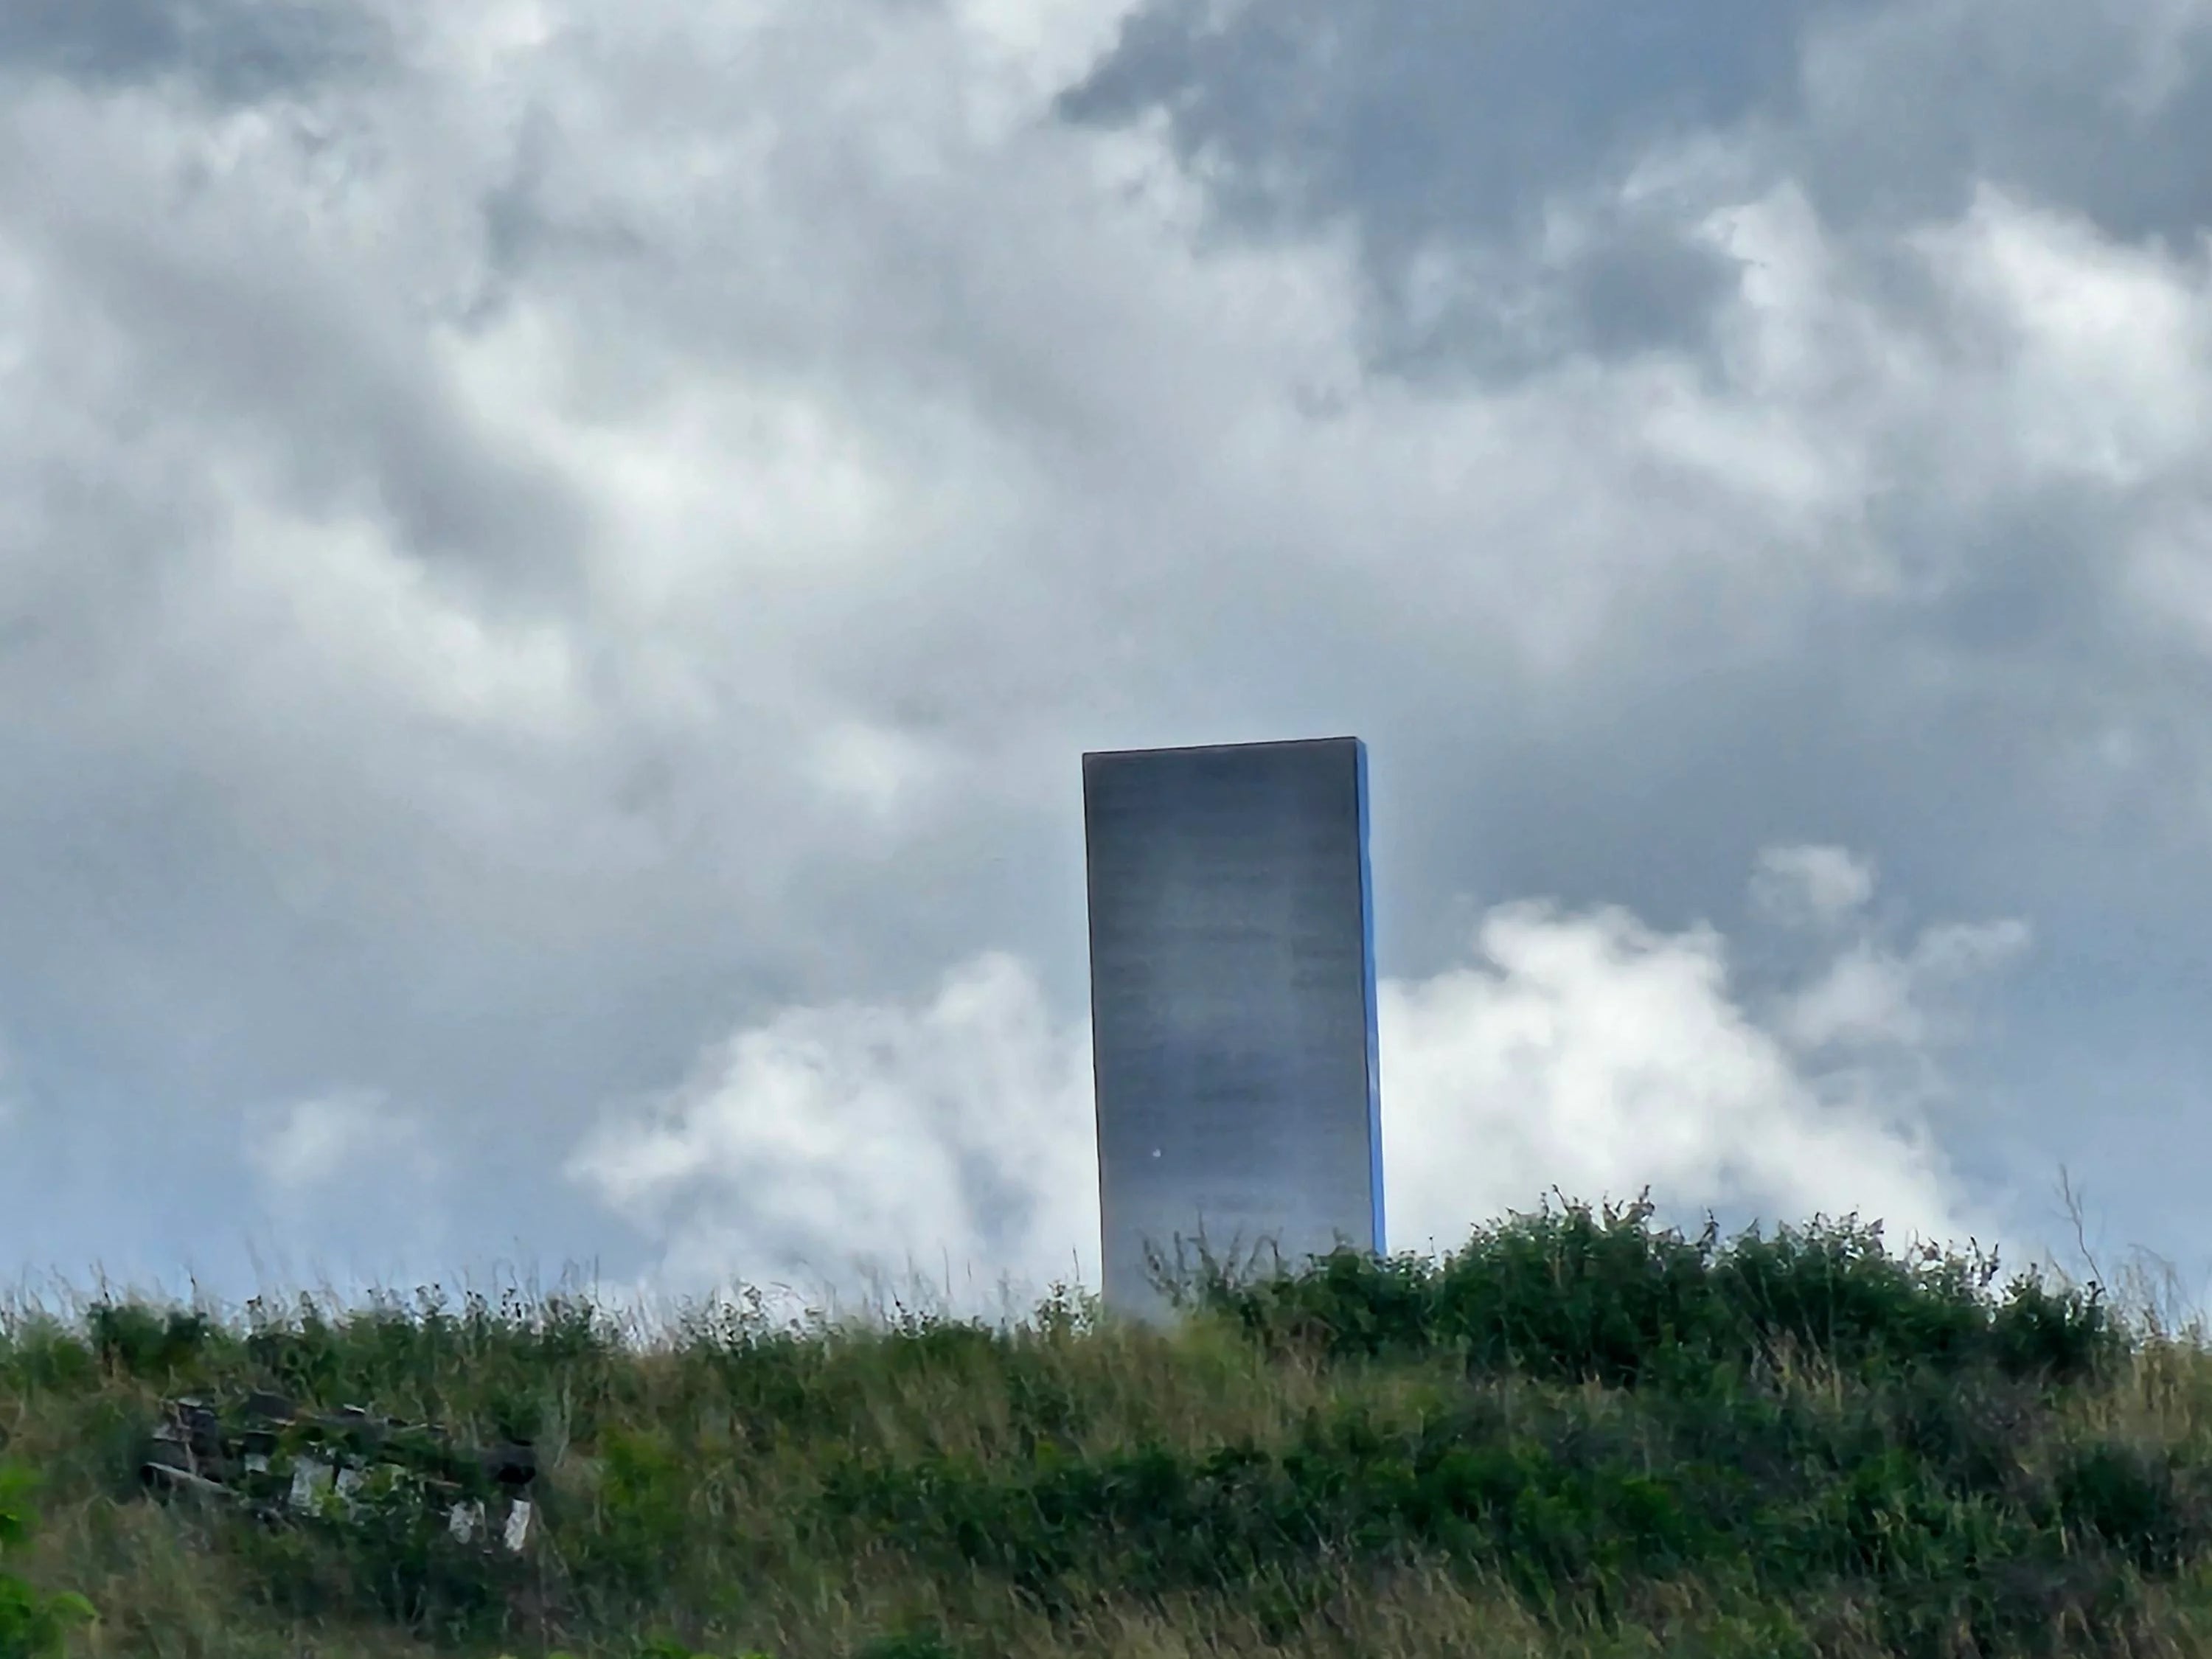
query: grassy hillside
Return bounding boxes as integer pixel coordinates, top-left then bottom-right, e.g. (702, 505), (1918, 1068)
(5, 1192), (2212, 1659)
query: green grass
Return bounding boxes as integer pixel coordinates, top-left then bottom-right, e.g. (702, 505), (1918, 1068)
(6, 1190), (2212, 1658)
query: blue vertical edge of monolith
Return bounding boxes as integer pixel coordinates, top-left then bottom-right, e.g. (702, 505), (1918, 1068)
(1357, 737), (1385, 1254)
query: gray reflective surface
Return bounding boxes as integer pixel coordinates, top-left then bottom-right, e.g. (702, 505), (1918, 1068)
(1083, 737), (1383, 1321)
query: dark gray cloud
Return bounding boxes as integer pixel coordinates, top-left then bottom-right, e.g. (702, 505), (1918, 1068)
(1057, 0), (1857, 372)
(1057, 0), (2212, 380)
(0, 80), (596, 605)
(1788, 3), (2212, 246)
(0, 0), (391, 102)
(1057, 0), (1832, 238)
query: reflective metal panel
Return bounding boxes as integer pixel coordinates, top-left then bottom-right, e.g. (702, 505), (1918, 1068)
(1082, 737), (1383, 1320)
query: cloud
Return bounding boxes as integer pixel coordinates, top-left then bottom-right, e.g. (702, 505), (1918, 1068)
(1379, 852), (2026, 1263)
(0, 0), (393, 104)
(0, 1031), (21, 1126)
(1058, 0), (2212, 381)
(246, 1088), (434, 1192)
(229, 1088), (456, 1296)
(0, 0), (2208, 1304)
(1055, 0), (1827, 374)
(565, 952), (1101, 1316)
(1750, 844), (1877, 928)
(569, 845), (2024, 1314)
(1792, 0), (2212, 245)
(1771, 919), (2032, 1054)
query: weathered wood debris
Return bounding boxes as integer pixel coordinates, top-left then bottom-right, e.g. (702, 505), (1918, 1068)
(138, 1389), (538, 1552)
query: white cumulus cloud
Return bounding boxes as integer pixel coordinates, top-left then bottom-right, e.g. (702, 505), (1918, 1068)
(1750, 844), (1878, 929)
(240, 1089), (449, 1292)
(246, 1090), (417, 1192)
(566, 952), (1099, 1318)
(568, 844), (2027, 1317)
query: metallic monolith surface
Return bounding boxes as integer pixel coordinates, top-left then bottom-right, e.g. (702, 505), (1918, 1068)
(1082, 737), (1383, 1321)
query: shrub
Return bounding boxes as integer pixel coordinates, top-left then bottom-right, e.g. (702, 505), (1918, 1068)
(0, 1462), (95, 1659)
(1188, 1190), (2127, 1391)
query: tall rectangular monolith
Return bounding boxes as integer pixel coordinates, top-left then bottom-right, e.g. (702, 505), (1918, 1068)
(1082, 736), (1383, 1321)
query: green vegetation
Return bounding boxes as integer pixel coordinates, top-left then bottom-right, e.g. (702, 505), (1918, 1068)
(1, 1461), (97, 1658)
(6, 1192), (2212, 1656)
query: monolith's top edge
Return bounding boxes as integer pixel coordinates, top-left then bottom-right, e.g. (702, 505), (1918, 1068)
(1082, 735), (1361, 763)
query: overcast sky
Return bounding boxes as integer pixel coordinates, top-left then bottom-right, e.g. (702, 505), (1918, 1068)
(4, 0), (2211, 1324)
